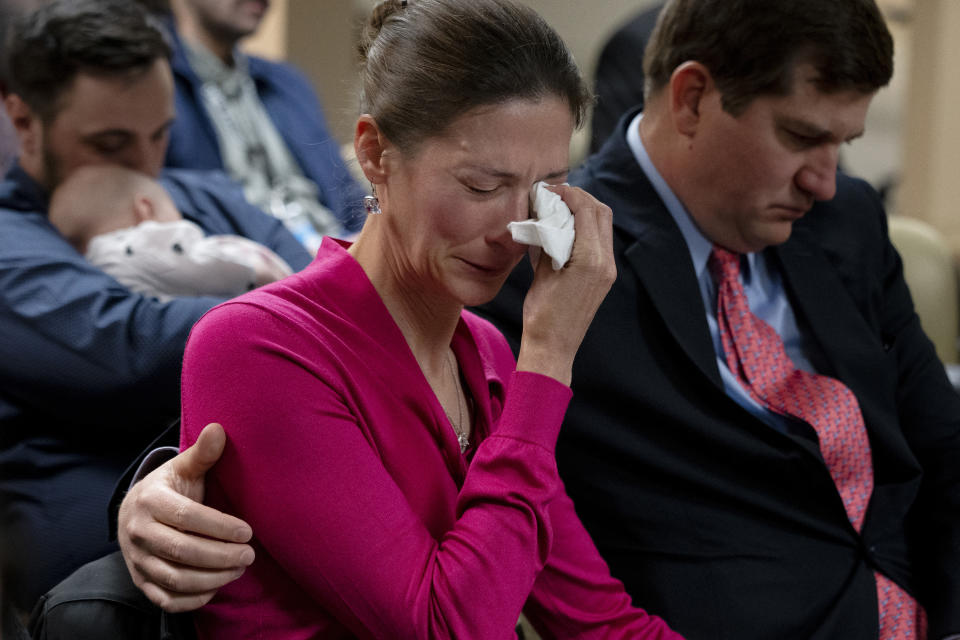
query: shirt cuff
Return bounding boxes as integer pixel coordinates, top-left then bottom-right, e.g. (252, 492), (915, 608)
(127, 446), (179, 489)
(492, 370), (572, 454)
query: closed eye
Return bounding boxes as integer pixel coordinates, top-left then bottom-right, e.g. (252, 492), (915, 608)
(466, 184), (498, 194)
(788, 130), (821, 147)
(84, 130), (133, 156)
(90, 138), (129, 155)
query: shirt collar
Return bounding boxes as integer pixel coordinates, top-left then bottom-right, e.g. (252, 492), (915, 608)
(1, 163), (49, 212)
(182, 40), (249, 94)
(625, 111), (759, 282)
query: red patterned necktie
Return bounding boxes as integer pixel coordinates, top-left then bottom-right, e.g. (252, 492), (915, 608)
(709, 246), (925, 640)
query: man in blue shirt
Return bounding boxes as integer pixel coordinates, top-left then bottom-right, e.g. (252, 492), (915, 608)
(0, 0), (310, 612)
(162, 0), (367, 250)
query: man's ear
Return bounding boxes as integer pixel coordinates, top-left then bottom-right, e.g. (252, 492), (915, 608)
(354, 115), (391, 187)
(668, 61), (712, 139)
(3, 93), (39, 159)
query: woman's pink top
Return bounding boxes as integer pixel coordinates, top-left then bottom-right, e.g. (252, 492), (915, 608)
(180, 238), (680, 639)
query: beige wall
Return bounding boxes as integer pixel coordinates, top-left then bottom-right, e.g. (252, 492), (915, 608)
(242, 0), (287, 59)
(898, 0), (960, 252)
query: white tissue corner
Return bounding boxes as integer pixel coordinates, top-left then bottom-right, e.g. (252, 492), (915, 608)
(507, 181), (574, 270)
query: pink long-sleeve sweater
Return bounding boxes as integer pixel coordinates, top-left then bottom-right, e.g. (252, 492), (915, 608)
(180, 238), (681, 639)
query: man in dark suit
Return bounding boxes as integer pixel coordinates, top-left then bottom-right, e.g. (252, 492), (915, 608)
(482, 1), (959, 636)
(114, 0), (960, 637)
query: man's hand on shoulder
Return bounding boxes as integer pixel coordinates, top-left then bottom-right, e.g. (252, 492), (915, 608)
(118, 423), (255, 612)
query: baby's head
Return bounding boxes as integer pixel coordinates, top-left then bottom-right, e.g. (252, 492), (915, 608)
(49, 164), (182, 253)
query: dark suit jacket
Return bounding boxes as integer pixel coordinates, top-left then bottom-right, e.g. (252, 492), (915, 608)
(478, 111), (960, 639)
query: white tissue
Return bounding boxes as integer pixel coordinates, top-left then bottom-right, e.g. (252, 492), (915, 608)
(507, 181), (574, 270)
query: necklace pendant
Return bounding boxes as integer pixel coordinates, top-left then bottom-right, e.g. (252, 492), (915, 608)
(457, 432), (470, 454)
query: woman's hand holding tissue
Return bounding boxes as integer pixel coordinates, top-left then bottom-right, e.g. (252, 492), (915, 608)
(515, 183), (616, 387)
(508, 181), (575, 270)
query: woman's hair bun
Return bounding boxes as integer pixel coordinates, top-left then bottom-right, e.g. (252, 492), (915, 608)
(356, 0), (590, 155)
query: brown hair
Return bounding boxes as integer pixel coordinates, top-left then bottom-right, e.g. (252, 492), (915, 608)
(357, 0), (591, 155)
(644, 0), (894, 115)
(5, 0), (171, 122)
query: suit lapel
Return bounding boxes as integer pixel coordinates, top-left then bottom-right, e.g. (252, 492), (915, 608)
(774, 225), (894, 440)
(624, 212), (724, 389)
(580, 125), (722, 389)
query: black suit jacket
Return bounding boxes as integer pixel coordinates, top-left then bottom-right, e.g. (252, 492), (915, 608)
(478, 111), (960, 639)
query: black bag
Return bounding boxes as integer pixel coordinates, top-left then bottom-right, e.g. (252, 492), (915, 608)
(28, 551), (195, 640)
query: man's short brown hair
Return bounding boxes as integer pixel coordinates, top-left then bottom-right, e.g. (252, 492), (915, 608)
(644, 0), (894, 114)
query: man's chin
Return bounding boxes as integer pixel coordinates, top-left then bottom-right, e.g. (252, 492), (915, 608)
(733, 223), (796, 253)
(757, 223), (796, 251)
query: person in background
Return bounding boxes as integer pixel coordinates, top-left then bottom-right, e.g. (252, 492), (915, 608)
(0, 0), (310, 613)
(116, 0), (960, 638)
(49, 164), (293, 301)
(161, 0), (367, 252)
(588, 2), (664, 154)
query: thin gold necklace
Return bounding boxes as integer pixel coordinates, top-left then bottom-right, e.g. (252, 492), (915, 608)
(445, 350), (470, 453)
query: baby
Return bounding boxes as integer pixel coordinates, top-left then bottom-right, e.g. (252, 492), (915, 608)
(49, 165), (293, 301)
